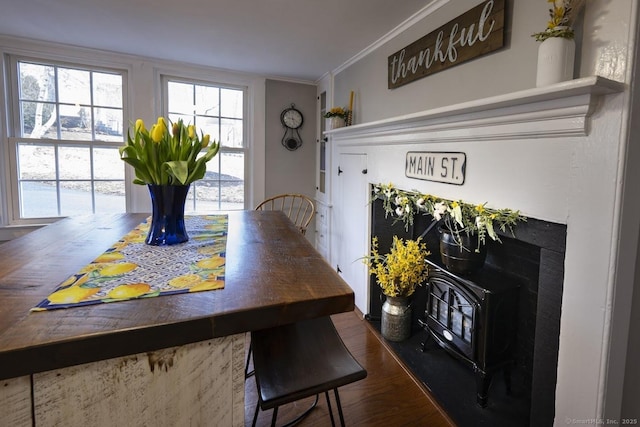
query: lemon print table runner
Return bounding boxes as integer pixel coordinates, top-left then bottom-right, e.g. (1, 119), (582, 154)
(32, 215), (228, 312)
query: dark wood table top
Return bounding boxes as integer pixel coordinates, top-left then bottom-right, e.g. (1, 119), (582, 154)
(0, 211), (354, 380)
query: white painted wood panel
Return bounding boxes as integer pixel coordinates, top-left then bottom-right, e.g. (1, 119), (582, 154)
(335, 153), (369, 314)
(33, 334), (244, 427)
(0, 375), (32, 427)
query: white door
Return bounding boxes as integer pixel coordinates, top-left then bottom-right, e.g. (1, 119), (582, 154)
(335, 153), (369, 314)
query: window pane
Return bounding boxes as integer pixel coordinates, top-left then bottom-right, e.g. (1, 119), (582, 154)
(188, 181), (214, 213)
(168, 113), (194, 127)
(19, 62), (55, 102)
(60, 104), (91, 140)
(221, 118), (243, 148)
(191, 154), (220, 211)
(94, 107), (123, 141)
(220, 152), (244, 180)
(221, 88), (242, 118)
(168, 82), (194, 114)
(20, 181), (58, 218)
(207, 152), (220, 177)
(93, 72), (122, 108)
(94, 147), (124, 180)
(196, 86), (219, 116)
(199, 116), (220, 142)
(185, 187), (197, 213)
(20, 102), (58, 138)
(18, 144), (56, 179)
(60, 181), (93, 216)
(188, 154), (244, 211)
(58, 68), (91, 105)
(59, 146), (91, 179)
(220, 152), (244, 209)
(95, 181), (125, 212)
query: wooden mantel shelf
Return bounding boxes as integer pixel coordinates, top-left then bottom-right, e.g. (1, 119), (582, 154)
(327, 76), (625, 144)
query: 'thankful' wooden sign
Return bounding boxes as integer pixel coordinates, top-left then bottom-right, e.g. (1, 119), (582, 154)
(388, 0), (505, 89)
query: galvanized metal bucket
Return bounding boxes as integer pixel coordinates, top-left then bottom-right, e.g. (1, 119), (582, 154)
(381, 296), (412, 341)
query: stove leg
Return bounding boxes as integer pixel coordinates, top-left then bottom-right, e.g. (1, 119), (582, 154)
(418, 320), (431, 352)
(475, 371), (491, 408)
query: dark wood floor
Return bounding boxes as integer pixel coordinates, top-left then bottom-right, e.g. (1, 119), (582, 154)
(244, 310), (455, 427)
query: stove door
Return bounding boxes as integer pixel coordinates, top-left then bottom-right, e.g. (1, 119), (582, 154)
(425, 273), (479, 361)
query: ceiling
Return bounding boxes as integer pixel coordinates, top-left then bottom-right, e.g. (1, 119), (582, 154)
(1, 0), (431, 82)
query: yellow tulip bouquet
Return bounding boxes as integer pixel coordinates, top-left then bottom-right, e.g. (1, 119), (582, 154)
(119, 117), (220, 186)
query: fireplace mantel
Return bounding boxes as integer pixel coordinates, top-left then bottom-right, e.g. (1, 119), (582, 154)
(326, 73), (631, 426)
(327, 76), (624, 144)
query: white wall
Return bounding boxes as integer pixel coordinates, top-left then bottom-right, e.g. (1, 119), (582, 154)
(263, 79), (318, 239)
(329, 0), (640, 424)
(263, 80), (317, 197)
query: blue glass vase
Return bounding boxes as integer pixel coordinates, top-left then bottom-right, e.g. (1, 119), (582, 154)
(146, 184), (190, 246)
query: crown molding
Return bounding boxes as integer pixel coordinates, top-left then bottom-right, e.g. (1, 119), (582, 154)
(332, 0), (450, 76)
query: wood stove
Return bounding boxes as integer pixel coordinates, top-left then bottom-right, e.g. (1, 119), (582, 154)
(419, 258), (520, 407)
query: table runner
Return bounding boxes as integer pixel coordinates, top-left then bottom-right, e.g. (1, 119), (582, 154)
(32, 215), (227, 312)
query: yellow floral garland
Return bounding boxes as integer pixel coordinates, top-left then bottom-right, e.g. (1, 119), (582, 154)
(371, 183), (525, 253)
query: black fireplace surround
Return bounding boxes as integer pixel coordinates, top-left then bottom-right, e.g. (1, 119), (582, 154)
(368, 197), (566, 427)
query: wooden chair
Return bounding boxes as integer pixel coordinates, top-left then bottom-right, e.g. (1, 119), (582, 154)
(250, 316), (367, 427)
(255, 194), (315, 235)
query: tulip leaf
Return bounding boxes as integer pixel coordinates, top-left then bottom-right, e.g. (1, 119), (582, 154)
(164, 160), (189, 185)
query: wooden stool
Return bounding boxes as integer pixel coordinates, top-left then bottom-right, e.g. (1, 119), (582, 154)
(250, 316), (367, 427)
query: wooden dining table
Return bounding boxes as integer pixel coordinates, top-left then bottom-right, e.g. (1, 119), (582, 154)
(0, 210), (354, 427)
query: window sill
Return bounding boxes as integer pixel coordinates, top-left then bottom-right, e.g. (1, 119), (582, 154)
(0, 224), (45, 242)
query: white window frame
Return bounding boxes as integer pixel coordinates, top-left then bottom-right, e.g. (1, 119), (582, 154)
(3, 54), (128, 226)
(0, 38), (266, 235)
(161, 74), (249, 212)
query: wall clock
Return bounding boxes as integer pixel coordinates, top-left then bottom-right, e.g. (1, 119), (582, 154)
(280, 104), (303, 151)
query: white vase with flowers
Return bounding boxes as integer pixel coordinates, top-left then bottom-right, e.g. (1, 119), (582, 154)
(324, 107), (349, 130)
(532, 0), (586, 87)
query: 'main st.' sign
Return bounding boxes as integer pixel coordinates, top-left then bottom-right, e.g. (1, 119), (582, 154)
(405, 152), (466, 185)
(388, 0), (505, 89)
